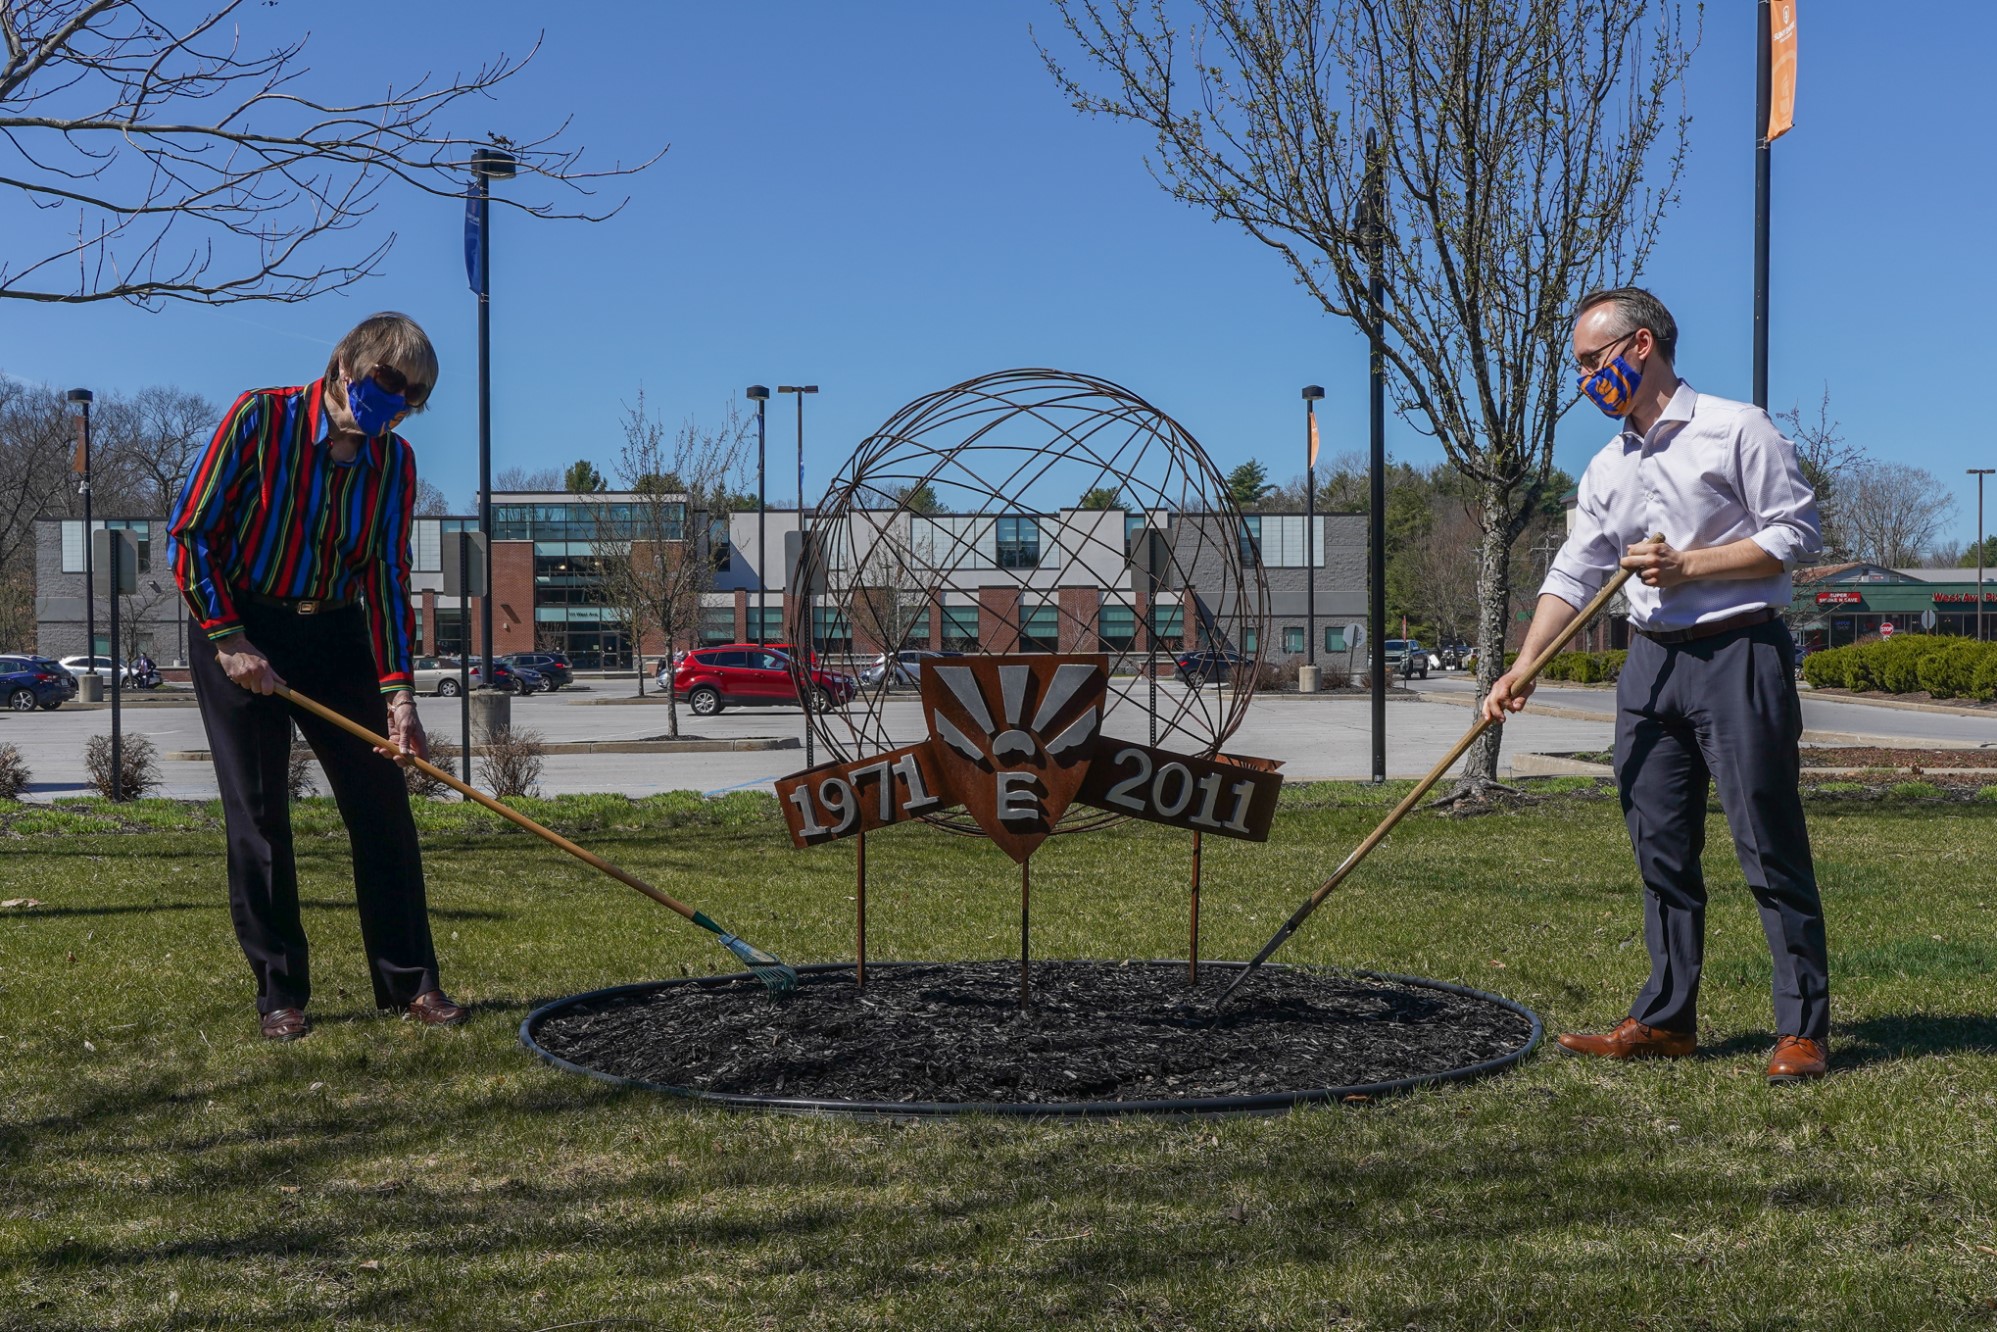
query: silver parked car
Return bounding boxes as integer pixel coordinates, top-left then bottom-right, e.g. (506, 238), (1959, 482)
(858, 649), (958, 688)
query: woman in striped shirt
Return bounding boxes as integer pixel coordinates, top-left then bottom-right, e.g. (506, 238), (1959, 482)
(168, 312), (466, 1042)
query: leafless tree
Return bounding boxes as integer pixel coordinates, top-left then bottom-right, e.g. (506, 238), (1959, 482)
(413, 478), (450, 517)
(846, 512), (939, 686)
(593, 393), (747, 736)
(0, 376), (77, 647)
(494, 465), (561, 493)
(1842, 462), (1954, 570)
(1775, 387), (1864, 561)
(1044, 0), (1696, 789)
(1, 1), (661, 307)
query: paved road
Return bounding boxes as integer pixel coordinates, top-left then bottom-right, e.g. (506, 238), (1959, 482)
(7, 670), (1988, 802)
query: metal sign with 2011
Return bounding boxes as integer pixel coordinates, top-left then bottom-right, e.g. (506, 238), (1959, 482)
(775, 654), (1283, 863)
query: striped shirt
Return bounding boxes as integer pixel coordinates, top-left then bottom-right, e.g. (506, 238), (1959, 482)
(166, 379), (419, 693)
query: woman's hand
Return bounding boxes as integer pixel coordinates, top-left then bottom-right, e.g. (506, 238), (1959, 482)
(216, 637), (285, 694)
(381, 694), (427, 765)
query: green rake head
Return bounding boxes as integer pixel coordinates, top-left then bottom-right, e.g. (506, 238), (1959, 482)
(695, 913), (797, 994)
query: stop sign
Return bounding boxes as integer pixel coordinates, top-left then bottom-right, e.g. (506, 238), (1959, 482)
(1879, 621), (1896, 639)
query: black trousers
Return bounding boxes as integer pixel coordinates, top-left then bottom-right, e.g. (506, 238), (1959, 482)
(189, 602), (440, 1015)
(1613, 618), (1829, 1041)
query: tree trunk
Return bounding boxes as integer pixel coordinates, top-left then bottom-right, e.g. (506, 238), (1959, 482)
(1463, 479), (1517, 784)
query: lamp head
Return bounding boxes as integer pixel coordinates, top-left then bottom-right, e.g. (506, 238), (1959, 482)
(745, 385), (770, 401)
(470, 146), (517, 180)
(778, 385), (822, 395)
(67, 388), (94, 405)
(1302, 385), (1326, 401)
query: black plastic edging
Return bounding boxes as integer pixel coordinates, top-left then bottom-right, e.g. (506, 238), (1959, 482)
(518, 961), (1543, 1120)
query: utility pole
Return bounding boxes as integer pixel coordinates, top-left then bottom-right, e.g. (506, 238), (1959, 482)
(469, 145), (515, 683)
(67, 389), (95, 674)
(747, 386), (770, 643)
(1363, 128), (1387, 784)
(1303, 386), (1325, 668)
(780, 385), (819, 765)
(1973, 468), (1994, 643)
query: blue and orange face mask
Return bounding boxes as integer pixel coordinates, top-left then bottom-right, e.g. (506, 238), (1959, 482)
(1578, 347), (1643, 418)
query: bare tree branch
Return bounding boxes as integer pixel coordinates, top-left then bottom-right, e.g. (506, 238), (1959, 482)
(1041, 0), (1696, 783)
(1, 0), (664, 307)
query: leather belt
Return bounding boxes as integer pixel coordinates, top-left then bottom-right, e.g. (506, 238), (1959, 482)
(241, 589), (356, 616)
(1632, 606), (1778, 646)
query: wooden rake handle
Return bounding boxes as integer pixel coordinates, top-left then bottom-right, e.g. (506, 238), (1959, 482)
(1295, 533), (1659, 915)
(273, 683), (698, 923)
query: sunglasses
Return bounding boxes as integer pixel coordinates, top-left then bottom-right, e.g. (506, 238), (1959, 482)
(360, 363), (430, 411)
(1573, 330), (1638, 376)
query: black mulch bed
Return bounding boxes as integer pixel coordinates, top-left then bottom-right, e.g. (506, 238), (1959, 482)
(528, 961), (1536, 1110)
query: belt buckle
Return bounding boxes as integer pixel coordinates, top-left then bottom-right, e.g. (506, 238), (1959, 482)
(296, 599), (320, 615)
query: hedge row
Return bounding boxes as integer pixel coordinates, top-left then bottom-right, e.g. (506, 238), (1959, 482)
(1498, 649), (1630, 683)
(1800, 634), (1997, 700)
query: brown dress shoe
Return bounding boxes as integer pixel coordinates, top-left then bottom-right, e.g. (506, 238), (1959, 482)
(1556, 1017), (1695, 1060)
(260, 1008), (310, 1042)
(1766, 1035), (1828, 1084)
(404, 990), (468, 1027)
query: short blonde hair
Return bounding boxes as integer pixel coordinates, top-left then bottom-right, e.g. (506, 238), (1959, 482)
(324, 312), (439, 411)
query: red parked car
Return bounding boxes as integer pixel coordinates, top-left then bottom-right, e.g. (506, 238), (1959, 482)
(672, 644), (856, 717)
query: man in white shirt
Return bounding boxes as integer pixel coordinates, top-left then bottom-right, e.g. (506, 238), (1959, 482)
(1482, 287), (1830, 1084)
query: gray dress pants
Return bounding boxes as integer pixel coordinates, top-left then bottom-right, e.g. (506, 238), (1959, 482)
(1612, 617), (1829, 1041)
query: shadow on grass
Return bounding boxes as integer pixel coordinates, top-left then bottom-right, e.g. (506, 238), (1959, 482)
(1834, 1013), (1997, 1068)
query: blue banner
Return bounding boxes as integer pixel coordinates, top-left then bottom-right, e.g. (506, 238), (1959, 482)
(463, 181), (484, 295)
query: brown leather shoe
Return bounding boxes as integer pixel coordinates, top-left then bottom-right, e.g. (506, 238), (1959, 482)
(260, 1008), (310, 1042)
(1556, 1017), (1695, 1060)
(1766, 1035), (1828, 1084)
(404, 990), (468, 1027)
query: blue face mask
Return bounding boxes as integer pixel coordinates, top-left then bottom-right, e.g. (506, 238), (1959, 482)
(1578, 354), (1643, 418)
(346, 373), (408, 436)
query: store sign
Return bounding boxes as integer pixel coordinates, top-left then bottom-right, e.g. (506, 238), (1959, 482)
(1815, 590), (1863, 606)
(1932, 592), (1997, 604)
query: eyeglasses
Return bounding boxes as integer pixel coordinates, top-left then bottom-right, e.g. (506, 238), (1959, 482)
(1574, 330), (1638, 375)
(361, 363), (430, 411)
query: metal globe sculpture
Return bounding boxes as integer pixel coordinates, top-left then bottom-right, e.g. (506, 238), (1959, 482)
(787, 368), (1269, 838)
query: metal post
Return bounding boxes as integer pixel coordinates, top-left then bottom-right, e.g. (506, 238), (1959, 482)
(1753, 0), (1772, 409)
(476, 172), (495, 686)
(108, 534), (121, 799)
(747, 387), (770, 644)
(782, 385), (820, 764)
(1189, 830), (1202, 985)
(1365, 129), (1388, 784)
(855, 828), (867, 990)
(1973, 469), (1994, 642)
(459, 529), (472, 775)
(68, 392), (96, 671)
(1304, 386), (1324, 666)
(1019, 859), (1031, 1010)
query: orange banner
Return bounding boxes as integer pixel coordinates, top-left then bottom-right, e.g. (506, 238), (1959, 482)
(1767, 0), (1798, 142)
(1308, 413), (1321, 469)
(70, 416), (87, 475)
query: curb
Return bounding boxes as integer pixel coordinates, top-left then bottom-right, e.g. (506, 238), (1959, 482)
(166, 736), (800, 761)
(1798, 688), (1997, 719)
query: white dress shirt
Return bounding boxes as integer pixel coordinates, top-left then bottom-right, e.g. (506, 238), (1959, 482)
(1541, 380), (1822, 632)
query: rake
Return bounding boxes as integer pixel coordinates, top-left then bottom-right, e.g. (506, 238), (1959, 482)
(1215, 541), (1657, 1012)
(274, 682), (797, 994)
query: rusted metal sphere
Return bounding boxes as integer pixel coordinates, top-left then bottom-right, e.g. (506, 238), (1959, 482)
(789, 368), (1268, 838)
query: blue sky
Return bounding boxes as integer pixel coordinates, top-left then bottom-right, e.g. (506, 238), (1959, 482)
(3, 2), (1991, 544)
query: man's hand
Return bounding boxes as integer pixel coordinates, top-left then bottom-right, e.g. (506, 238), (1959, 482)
(216, 637), (285, 695)
(380, 695), (427, 766)
(1480, 670), (1536, 724)
(1620, 537), (1693, 589)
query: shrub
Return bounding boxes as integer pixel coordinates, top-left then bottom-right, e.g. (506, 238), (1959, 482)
(1810, 781), (1868, 796)
(1975, 786), (1997, 803)
(0, 742), (28, 801)
(1800, 645), (1848, 689)
(1886, 780), (1945, 800)
(1915, 640), (1997, 701)
(404, 735), (461, 800)
(1975, 651), (1997, 704)
(479, 724), (545, 800)
(84, 733), (160, 800)
(1255, 659), (1288, 692)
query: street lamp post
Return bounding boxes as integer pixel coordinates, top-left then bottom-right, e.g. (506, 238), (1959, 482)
(469, 145), (515, 685)
(779, 385), (819, 767)
(1973, 468), (1995, 643)
(1302, 386), (1325, 667)
(746, 386), (770, 644)
(66, 389), (96, 674)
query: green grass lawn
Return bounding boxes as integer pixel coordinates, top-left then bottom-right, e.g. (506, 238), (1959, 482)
(4, 783), (1996, 1330)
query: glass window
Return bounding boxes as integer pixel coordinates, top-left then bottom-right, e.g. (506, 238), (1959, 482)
(1021, 604), (1060, 653)
(1243, 627), (1258, 654)
(1238, 516), (1263, 567)
(995, 515), (1040, 570)
(1148, 603), (1185, 650)
(1325, 626), (1346, 653)
(812, 606), (853, 653)
(700, 606), (735, 645)
(747, 606), (785, 642)
(1100, 604), (1136, 650)
(941, 604), (981, 652)
(1283, 626), (1305, 654)
(902, 608), (931, 649)
(705, 650), (749, 668)
(709, 516), (732, 572)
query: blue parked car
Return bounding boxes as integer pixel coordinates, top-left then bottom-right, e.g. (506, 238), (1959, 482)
(0, 654), (76, 711)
